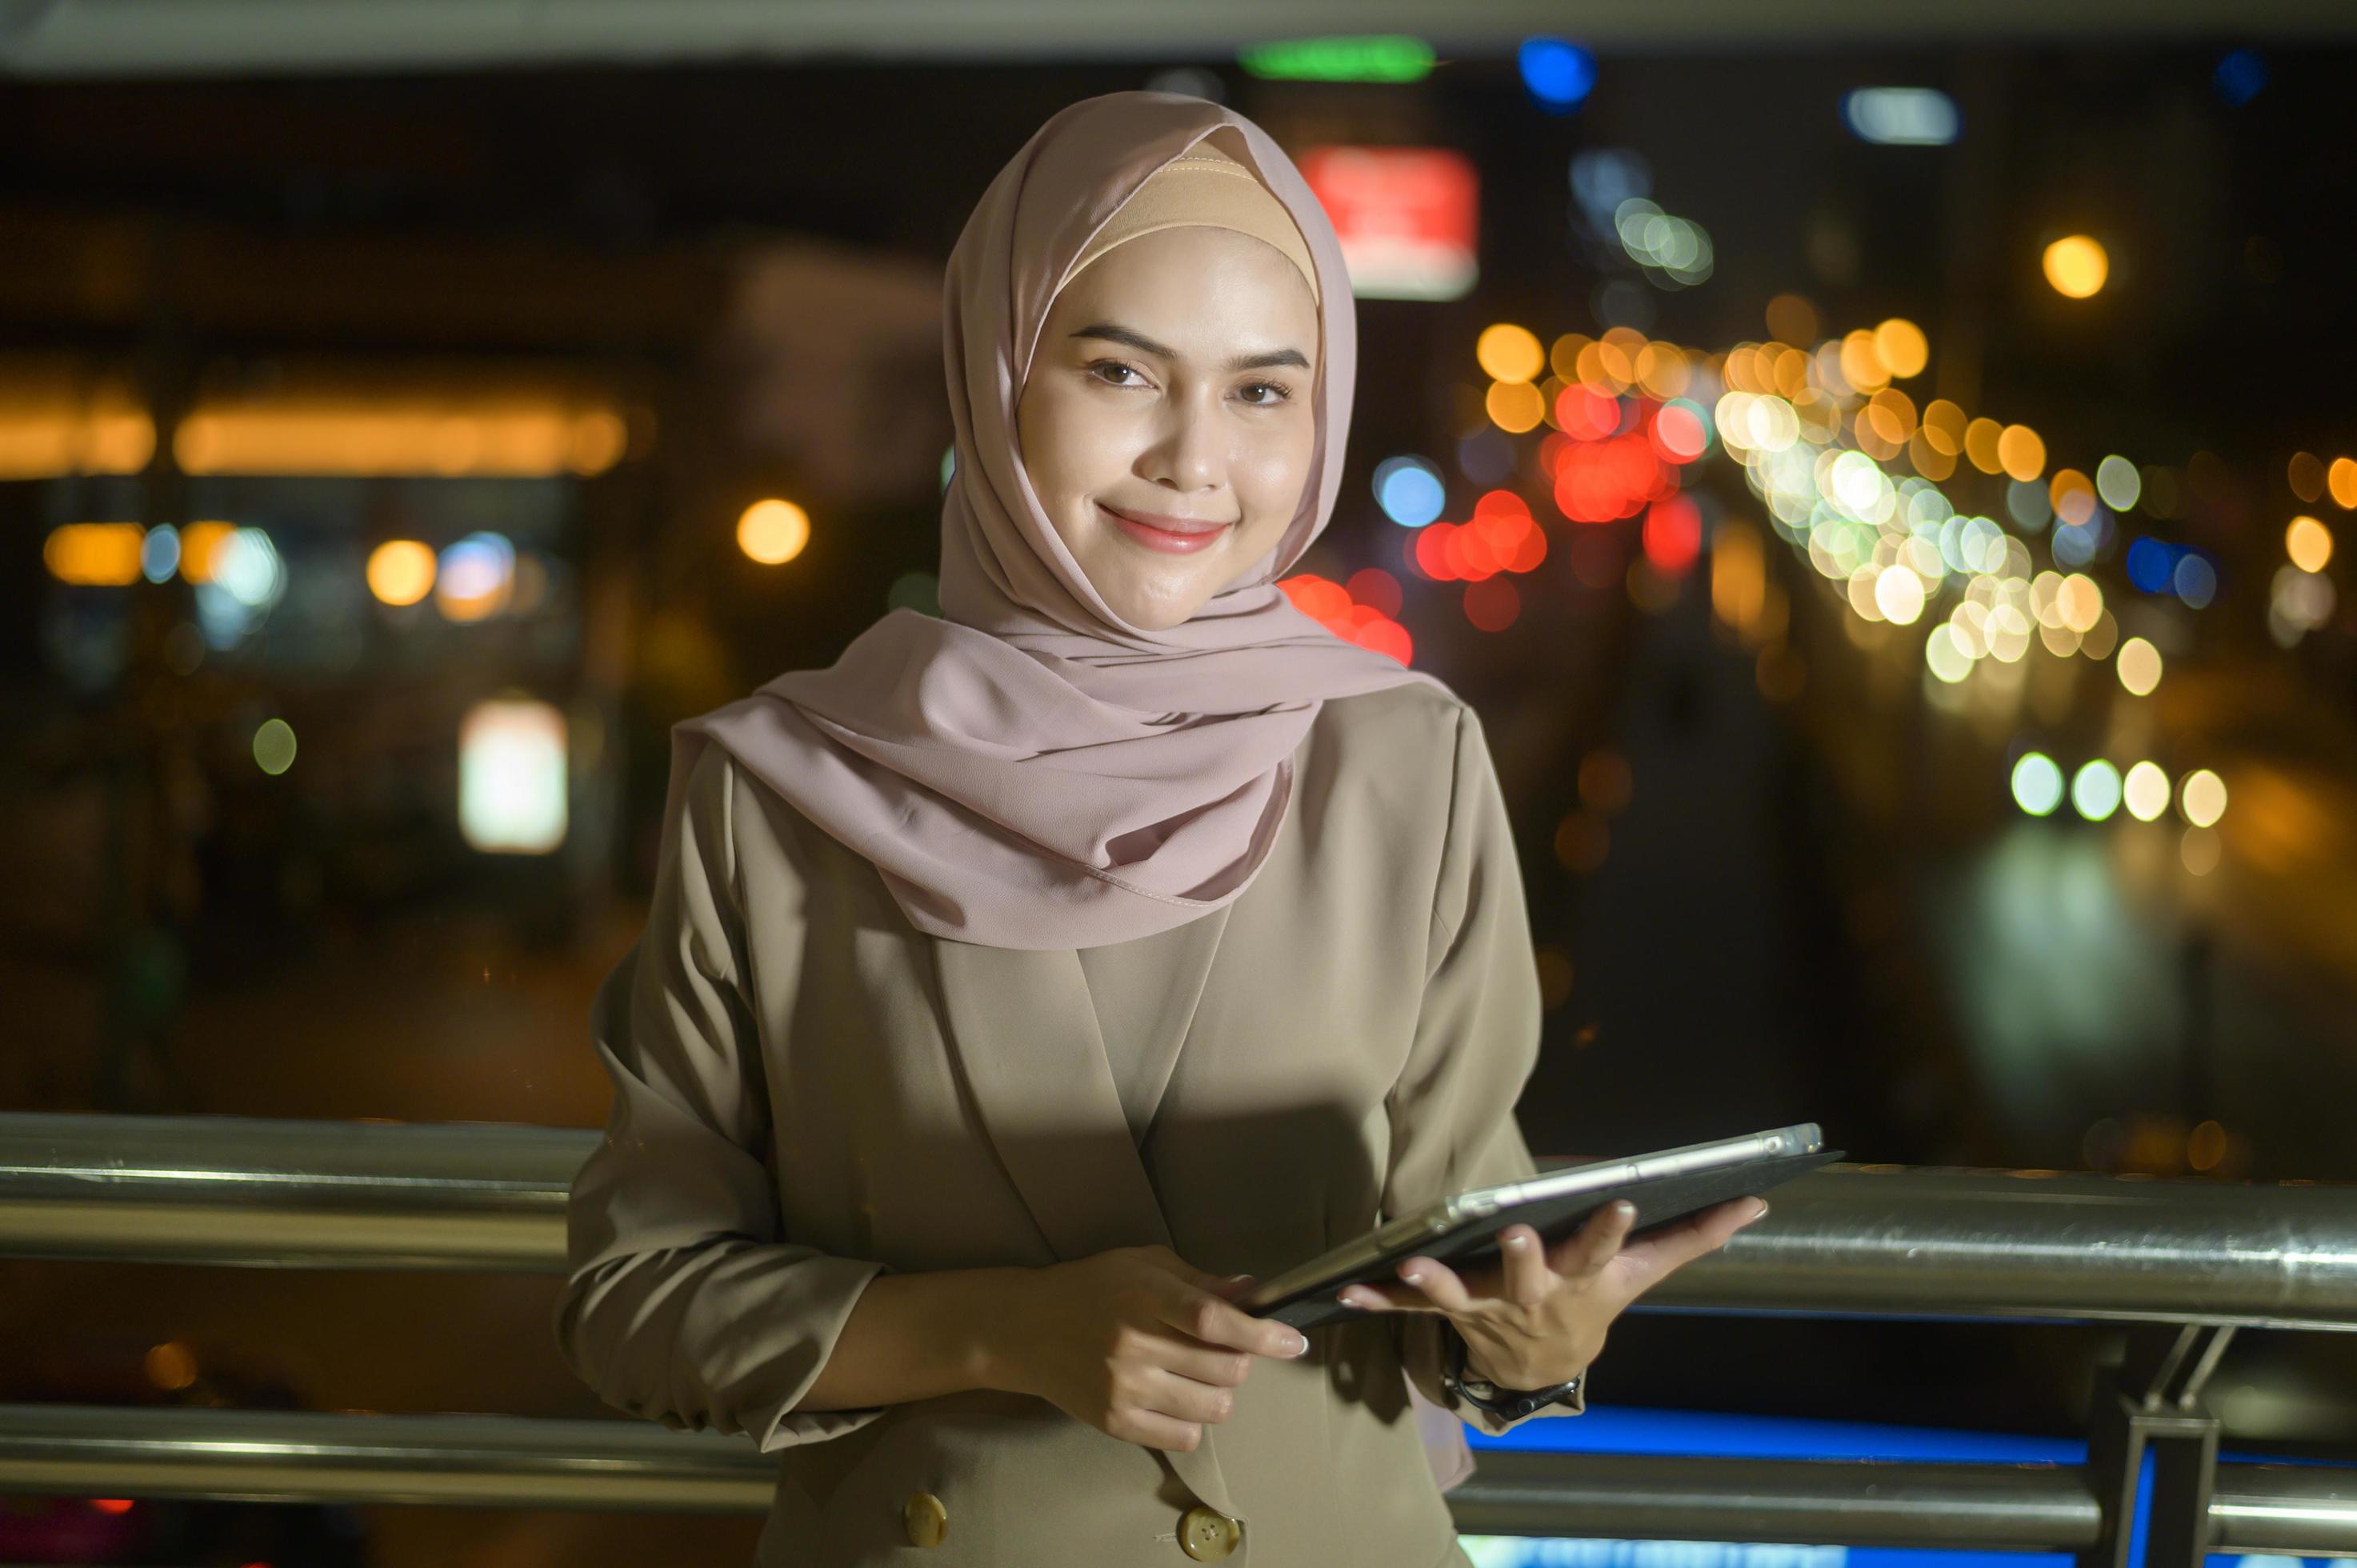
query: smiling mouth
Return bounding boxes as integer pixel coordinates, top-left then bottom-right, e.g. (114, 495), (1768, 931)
(1099, 502), (1236, 556)
(1098, 502), (1237, 536)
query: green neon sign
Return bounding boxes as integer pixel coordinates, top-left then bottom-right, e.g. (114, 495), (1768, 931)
(1237, 35), (1435, 83)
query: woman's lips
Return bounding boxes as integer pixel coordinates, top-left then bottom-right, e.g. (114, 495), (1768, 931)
(1099, 502), (1235, 554)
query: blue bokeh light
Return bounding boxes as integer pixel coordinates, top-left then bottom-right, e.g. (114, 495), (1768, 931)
(1519, 38), (1598, 111)
(1373, 456), (1447, 527)
(2127, 537), (2184, 594)
(2214, 48), (2267, 107)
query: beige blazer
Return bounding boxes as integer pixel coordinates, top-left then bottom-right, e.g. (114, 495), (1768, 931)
(554, 680), (1581, 1567)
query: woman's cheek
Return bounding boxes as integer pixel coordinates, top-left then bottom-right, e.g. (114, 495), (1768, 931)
(1235, 443), (1311, 529)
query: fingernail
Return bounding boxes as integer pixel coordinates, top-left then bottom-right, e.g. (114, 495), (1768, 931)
(1279, 1331), (1307, 1356)
(1614, 1201), (1636, 1218)
(1400, 1266), (1426, 1283)
(1506, 1233), (1530, 1250)
(1225, 1272), (1255, 1283)
(1747, 1200), (1770, 1221)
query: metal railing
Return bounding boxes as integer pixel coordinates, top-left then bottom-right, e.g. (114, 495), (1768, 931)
(3, 1112), (2355, 1564)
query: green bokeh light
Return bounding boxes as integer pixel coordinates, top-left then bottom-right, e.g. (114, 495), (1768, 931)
(253, 718), (298, 775)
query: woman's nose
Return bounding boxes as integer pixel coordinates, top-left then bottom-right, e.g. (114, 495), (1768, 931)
(1142, 401), (1226, 493)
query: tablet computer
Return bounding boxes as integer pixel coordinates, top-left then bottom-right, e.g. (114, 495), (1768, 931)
(1238, 1122), (1840, 1330)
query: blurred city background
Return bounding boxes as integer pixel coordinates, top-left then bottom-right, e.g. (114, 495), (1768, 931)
(3, 3), (2354, 1564)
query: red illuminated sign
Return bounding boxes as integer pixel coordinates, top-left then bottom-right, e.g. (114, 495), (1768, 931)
(1298, 146), (1478, 302)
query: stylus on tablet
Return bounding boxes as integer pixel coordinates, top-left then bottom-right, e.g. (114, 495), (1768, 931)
(1239, 1122), (1842, 1331)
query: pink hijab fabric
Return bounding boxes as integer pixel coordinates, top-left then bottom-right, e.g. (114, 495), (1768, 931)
(666, 90), (1447, 951)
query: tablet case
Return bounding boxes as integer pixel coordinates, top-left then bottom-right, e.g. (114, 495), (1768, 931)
(1256, 1146), (1843, 1330)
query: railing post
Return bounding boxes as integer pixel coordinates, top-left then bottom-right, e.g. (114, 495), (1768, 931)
(2075, 1322), (2233, 1568)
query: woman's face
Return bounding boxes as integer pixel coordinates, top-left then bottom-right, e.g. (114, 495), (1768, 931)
(1016, 223), (1320, 632)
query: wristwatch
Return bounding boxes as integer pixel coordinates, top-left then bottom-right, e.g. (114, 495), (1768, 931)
(1439, 1324), (1583, 1422)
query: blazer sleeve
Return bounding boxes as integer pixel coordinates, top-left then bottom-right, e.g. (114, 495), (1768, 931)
(1382, 701), (1587, 1434)
(551, 742), (893, 1452)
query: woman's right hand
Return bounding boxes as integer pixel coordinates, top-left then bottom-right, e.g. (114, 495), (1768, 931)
(992, 1245), (1310, 1452)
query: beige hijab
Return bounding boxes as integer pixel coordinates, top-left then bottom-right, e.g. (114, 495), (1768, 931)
(666, 90), (1449, 952)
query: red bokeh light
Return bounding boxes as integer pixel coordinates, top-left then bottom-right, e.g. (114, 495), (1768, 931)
(1279, 574), (1351, 621)
(1464, 575), (1521, 631)
(1554, 384), (1622, 440)
(1553, 431), (1676, 523)
(1347, 566), (1402, 618)
(1277, 572), (1415, 666)
(1641, 494), (1703, 575)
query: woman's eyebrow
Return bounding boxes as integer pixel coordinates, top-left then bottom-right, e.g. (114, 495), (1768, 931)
(1068, 322), (1310, 374)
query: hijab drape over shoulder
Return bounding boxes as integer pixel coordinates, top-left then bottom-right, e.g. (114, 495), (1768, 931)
(670, 90), (1447, 950)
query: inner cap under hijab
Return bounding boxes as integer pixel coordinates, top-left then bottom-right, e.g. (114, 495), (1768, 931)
(662, 91), (1451, 952)
(1058, 138), (1321, 307)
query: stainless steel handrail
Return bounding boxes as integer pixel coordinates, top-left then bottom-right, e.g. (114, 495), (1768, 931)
(1, 1404), (2351, 1555)
(6, 1110), (2354, 1560)
(5, 1113), (2357, 1330)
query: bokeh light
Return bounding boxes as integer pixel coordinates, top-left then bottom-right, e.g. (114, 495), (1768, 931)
(2071, 760), (2122, 822)
(366, 539), (437, 606)
(1476, 323), (1545, 384)
(2213, 47), (2267, 106)
(738, 498), (811, 566)
(177, 521), (234, 583)
(2330, 458), (2357, 510)
(2011, 752), (2064, 816)
(251, 718), (298, 776)
(140, 522), (180, 582)
(2286, 514), (2333, 574)
(2271, 563), (2337, 644)
(459, 698), (570, 854)
(1374, 456), (1447, 526)
(2116, 637), (2163, 696)
(1996, 423), (2047, 482)
(2043, 235), (2109, 298)
(1517, 38), (1597, 110)
(2179, 768), (2227, 829)
(2171, 553), (2217, 609)
(42, 522), (145, 586)
(1486, 380), (1546, 434)
(2095, 454), (2141, 511)
(435, 531), (514, 620)
(2122, 761), (2171, 822)
(1843, 89), (1960, 146)
(1872, 318), (1928, 378)
(1873, 565), (1925, 625)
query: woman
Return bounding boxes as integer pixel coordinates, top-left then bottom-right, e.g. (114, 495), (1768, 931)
(554, 90), (1766, 1566)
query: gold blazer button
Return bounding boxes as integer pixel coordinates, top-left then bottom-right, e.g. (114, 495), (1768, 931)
(901, 1490), (948, 1547)
(1178, 1503), (1241, 1560)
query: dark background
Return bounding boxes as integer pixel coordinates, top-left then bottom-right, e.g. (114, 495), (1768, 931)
(4, 20), (2354, 1564)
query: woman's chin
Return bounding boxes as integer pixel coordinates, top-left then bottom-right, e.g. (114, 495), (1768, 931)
(1097, 579), (1215, 630)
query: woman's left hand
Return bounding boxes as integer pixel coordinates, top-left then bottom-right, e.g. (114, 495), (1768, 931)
(1335, 1195), (1770, 1389)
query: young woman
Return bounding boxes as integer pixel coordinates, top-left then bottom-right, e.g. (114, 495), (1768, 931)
(555, 90), (1766, 1567)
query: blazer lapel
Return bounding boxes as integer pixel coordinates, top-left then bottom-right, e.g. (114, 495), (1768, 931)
(933, 934), (1242, 1523)
(934, 938), (1174, 1258)
(1131, 902), (1233, 1147)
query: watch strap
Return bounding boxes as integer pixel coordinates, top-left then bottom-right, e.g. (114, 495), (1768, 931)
(1439, 1322), (1583, 1421)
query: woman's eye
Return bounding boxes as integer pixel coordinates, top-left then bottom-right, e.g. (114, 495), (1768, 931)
(1238, 382), (1293, 406)
(1088, 361), (1143, 387)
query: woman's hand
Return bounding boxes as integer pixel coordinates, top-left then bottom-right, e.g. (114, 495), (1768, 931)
(1335, 1196), (1770, 1390)
(994, 1244), (1309, 1453)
